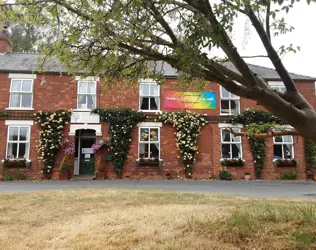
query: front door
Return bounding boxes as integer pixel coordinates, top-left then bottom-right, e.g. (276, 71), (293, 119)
(79, 138), (95, 175)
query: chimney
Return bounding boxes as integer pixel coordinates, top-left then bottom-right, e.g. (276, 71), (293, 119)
(0, 24), (12, 53)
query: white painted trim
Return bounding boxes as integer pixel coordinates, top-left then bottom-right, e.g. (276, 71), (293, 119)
(9, 73), (37, 79)
(137, 122), (163, 127)
(6, 125), (31, 159)
(268, 81), (284, 86)
(139, 78), (157, 84)
(218, 123), (243, 128)
(69, 124), (102, 136)
(75, 76), (100, 81)
(5, 120), (34, 126)
(6, 108), (34, 111)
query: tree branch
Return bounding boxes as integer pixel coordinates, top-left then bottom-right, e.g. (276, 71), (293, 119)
(266, 0), (271, 41)
(145, 2), (178, 45)
(244, 3), (297, 92)
(241, 55), (268, 58)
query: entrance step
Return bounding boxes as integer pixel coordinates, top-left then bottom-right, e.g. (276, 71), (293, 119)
(71, 175), (95, 181)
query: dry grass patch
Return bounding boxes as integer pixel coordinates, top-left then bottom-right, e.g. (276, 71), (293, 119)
(0, 188), (315, 250)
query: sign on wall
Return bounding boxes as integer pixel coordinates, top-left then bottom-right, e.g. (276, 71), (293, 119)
(71, 111), (100, 124)
(164, 92), (216, 109)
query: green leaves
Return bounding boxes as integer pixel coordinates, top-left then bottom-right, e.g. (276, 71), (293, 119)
(92, 108), (146, 177)
(34, 110), (72, 179)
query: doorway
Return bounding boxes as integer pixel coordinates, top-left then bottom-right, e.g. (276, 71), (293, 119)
(75, 129), (96, 176)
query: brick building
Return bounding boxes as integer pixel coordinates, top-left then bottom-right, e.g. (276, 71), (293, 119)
(0, 30), (315, 180)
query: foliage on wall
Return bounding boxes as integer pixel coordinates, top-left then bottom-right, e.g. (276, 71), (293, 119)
(228, 109), (284, 179)
(34, 110), (72, 179)
(157, 111), (207, 178)
(304, 140), (316, 175)
(92, 108), (146, 178)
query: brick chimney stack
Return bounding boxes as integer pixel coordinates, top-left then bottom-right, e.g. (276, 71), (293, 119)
(0, 24), (12, 53)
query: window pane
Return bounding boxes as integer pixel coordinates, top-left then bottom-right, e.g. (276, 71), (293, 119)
(18, 143), (28, 158)
(230, 100), (239, 115)
(231, 143), (241, 158)
(220, 100), (230, 114)
(140, 97), (149, 110)
(21, 80), (32, 91)
(87, 82), (96, 94)
(7, 143), (18, 158)
(21, 94), (32, 108)
(231, 130), (241, 142)
(274, 145), (282, 159)
(150, 128), (159, 142)
(283, 144), (293, 159)
(221, 130), (231, 142)
(149, 143), (159, 158)
(274, 136), (283, 143)
(11, 80), (22, 91)
(280, 87), (286, 93)
(87, 95), (96, 109)
(221, 144), (231, 158)
(78, 95), (87, 109)
(78, 81), (87, 93)
(283, 135), (292, 143)
(140, 84), (149, 96)
(9, 127), (19, 141)
(19, 127), (29, 141)
(149, 97), (158, 110)
(150, 85), (159, 96)
(140, 128), (149, 141)
(221, 87), (230, 98)
(10, 93), (21, 107)
(139, 143), (148, 158)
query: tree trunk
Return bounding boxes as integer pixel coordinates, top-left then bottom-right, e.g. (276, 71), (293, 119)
(252, 88), (316, 143)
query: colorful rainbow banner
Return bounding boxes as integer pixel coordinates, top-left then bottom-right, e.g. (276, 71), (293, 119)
(164, 92), (216, 109)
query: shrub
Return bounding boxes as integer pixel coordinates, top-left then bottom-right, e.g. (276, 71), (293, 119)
(219, 170), (232, 180)
(59, 158), (69, 173)
(3, 172), (27, 181)
(280, 171), (297, 180)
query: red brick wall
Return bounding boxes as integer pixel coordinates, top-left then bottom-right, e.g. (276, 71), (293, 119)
(0, 37), (12, 53)
(0, 72), (314, 180)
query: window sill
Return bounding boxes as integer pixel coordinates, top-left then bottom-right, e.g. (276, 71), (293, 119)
(139, 110), (161, 113)
(219, 113), (241, 116)
(73, 109), (93, 112)
(6, 108), (34, 111)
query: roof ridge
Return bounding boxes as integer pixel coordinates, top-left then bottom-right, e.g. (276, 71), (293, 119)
(247, 63), (316, 79)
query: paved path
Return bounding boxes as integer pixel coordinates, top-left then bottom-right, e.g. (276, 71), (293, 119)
(0, 180), (316, 198)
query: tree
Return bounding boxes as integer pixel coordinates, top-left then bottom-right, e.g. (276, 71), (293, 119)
(9, 23), (41, 52)
(0, 0), (316, 141)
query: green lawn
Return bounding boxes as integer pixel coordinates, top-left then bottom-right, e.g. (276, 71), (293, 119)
(0, 189), (315, 249)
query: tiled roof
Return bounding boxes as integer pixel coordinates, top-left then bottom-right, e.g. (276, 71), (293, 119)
(0, 52), (315, 81)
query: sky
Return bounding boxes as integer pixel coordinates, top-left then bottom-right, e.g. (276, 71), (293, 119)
(229, 2), (316, 78)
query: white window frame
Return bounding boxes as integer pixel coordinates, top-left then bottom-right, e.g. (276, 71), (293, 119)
(273, 135), (295, 159)
(220, 128), (242, 159)
(77, 80), (97, 110)
(139, 79), (160, 112)
(138, 126), (160, 159)
(220, 86), (240, 115)
(268, 81), (286, 93)
(8, 78), (34, 110)
(6, 125), (31, 159)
